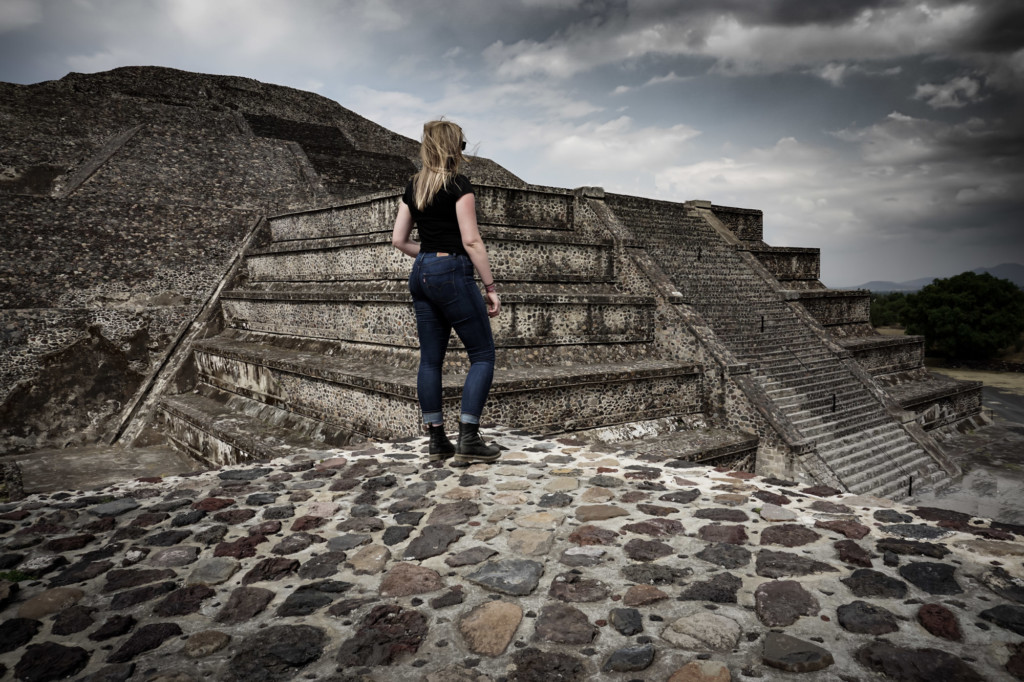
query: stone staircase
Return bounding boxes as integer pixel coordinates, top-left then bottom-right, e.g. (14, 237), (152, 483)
(606, 195), (952, 500)
(157, 185), (707, 466)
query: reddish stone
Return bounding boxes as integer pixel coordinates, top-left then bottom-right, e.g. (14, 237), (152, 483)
(0, 510), (31, 521)
(568, 524), (619, 546)
(619, 491), (649, 503)
(214, 509), (256, 524)
(130, 513), (169, 528)
(621, 519), (685, 537)
(597, 467), (618, 474)
(753, 490), (791, 506)
(44, 534), (96, 552)
(917, 603), (962, 641)
(800, 486), (841, 497)
(137, 477), (163, 483)
(214, 535), (268, 559)
(241, 558), (300, 585)
(834, 540), (873, 568)
(815, 519), (870, 540)
(291, 515), (328, 532)
(192, 498), (235, 512)
(727, 471), (756, 479)
(760, 524), (821, 547)
(622, 584), (669, 606)
(1007, 643), (1024, 680)
(636, 504), (678, 517)
(697, 524), (748, 545)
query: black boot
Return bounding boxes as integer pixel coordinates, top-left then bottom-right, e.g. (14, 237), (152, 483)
(454, 422), (500, 464)
(427, 424), (455, 461)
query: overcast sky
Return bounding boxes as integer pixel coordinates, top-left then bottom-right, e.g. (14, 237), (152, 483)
(2, 0), (1022, 286)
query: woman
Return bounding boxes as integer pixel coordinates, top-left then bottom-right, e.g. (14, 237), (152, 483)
(392, 120), (501, 465)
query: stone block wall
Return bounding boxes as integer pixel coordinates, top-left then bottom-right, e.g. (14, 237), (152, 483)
(743, 246), (820, 283)
(710, 204), (763, 242)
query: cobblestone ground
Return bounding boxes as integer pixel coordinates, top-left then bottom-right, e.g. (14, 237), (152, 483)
(1, 428), (1023, 681)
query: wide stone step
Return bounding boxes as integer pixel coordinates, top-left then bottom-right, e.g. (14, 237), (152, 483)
(772, 385), (868, 411)
(817, 422), (904, 460)
(761, 370), (852, 394)
(221, 287), (655, 348)
(246, 228), (615, 284)
(784, 395), (880, 423)
(191, 336), (703, 439)
(846, 452), (943, 499)
(159, 388), (341, 467)
(800, 412), (891, 441)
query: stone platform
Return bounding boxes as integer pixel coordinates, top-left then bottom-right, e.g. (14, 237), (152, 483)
(0, 429), (1022, 681)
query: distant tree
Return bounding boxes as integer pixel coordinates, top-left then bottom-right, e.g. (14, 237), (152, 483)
(870, 292), (909, 327)
(902, 272), (1024, 362)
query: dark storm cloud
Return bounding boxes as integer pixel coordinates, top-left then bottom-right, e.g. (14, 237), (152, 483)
(957, 0), (1024, 53)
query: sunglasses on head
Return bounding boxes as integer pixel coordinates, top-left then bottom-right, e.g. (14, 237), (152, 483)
(461, 140), (467, 151)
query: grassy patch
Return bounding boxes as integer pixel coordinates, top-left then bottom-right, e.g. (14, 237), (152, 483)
(0, 569), (36, 582)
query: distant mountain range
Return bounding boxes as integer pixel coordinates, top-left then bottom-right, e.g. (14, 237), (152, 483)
(844, 263), (1024, 292)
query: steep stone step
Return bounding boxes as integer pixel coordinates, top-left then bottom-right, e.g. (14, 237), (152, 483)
(816, 423), (905, 461)
(799, 412), (892, 441)
(846, 452), (943, 499)
(246, 228), (615, 284)
(831, 439), (919, 478)
(220, 287), (655, 349)
(191, 336), (703, 439)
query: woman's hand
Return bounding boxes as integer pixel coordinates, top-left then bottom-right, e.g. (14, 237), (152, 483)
(485, 290), (500, 318)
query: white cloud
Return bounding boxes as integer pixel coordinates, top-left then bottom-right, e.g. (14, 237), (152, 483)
(812, 62), (902, 86)
(547, 116), (700, 171)
(914, 75), (983, 108)
(0, 0), (41, 33)
(611, 70), (689, 95)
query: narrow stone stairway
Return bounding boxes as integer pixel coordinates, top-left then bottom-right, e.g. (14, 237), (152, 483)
(607, 195), (951, 499)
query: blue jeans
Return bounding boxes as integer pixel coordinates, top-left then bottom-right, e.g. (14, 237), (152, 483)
(409, 252), (495, 425)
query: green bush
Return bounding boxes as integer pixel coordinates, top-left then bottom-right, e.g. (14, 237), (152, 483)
(870, 292), (909, 327)
(902, 272), (1024, 362)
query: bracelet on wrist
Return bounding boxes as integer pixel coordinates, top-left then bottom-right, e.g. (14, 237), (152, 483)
(484, 282), (496, 293)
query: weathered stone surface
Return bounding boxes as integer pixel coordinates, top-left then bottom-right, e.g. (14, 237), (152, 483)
(837, 600), (900, 634)
(548, 571), (610, 602)
(109, 581), (176, 609)
(336, 605), (427, 666)
(147, 544), (200, 567)
(426, 501), (479, 526)
(881, 523), (951, 540)
(755, 580), (819, 626)
(575, 504), (628, 521)
(347, 544), (391, 575)
(622, 563), (691, 585)
(458, 601), (523, 657)
(379, 563), (444, 597)
(108, 622), (182, 663)
(621, 518), (684, 537)
(509, 648), (584, 682)
(214, 535), (267, 559)
(429, 586), (465, 609)
(636, 503), (677, 516)
(88, 614), (136, 641)
(678, 572), (742, 603)
(662, 608), (741, 650)
(568, 524), (619, 546)
(51, 604), (95, 636)
(623, 537), (673, 561)
(276, 582), (349, 617)
(15, 642), (90, 681)
(602, 643), (655, 673)
(697, 524), (747, 545)
(48, 559), (113, 586)
(841, 568), (908, 598)
(403, 525), (464, 560)
(242, 557), (299, 585)
(834, 539), (873, 567)
(917, 603), (962, 640)
(467, 559), (544, 596)
(666, 660), (731, 682)
(609, 607), (644, 635)
(815, 518), (869, 539)
(508, 529), (555, 556)
(16, 586), (84, 620)
(755, 549), (837, 577)
(228, 624), (326, 680)
(877, 537), (950, 558)
(696, 542), (751, 569)
(980, 604), (1024, 635)
(183, 630), (231, 658)
(855, 641), (984, 681)
(899, 562), (963, 595)
(758, 503), (796, 522)
(694, 508), (747, 522)
(186, 557), (239, 586)
(622, 583), (669, 606)
(534, 603), (597, 644)
(152, 584), (216, 616)
(760, 523), (821, 547)
(446, 546), (498, 567)
(89, 498), (140, 517)
(763, 632), (834, 673)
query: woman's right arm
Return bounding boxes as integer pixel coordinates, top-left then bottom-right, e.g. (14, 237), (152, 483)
(456, 193), (500, 317)
(391, 202), (420, 258)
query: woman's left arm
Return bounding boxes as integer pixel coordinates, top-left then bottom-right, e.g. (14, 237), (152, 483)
(392, 202), (420, 258)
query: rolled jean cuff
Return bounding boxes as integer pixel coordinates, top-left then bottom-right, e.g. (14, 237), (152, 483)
(422, 411), (443, 425)
(460, 413), (480, 425)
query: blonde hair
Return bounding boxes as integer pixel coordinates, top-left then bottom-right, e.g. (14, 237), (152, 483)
(412, 119), (465, 211)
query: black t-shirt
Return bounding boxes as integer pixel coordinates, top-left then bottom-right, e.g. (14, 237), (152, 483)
(401, 174), (474, 255)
